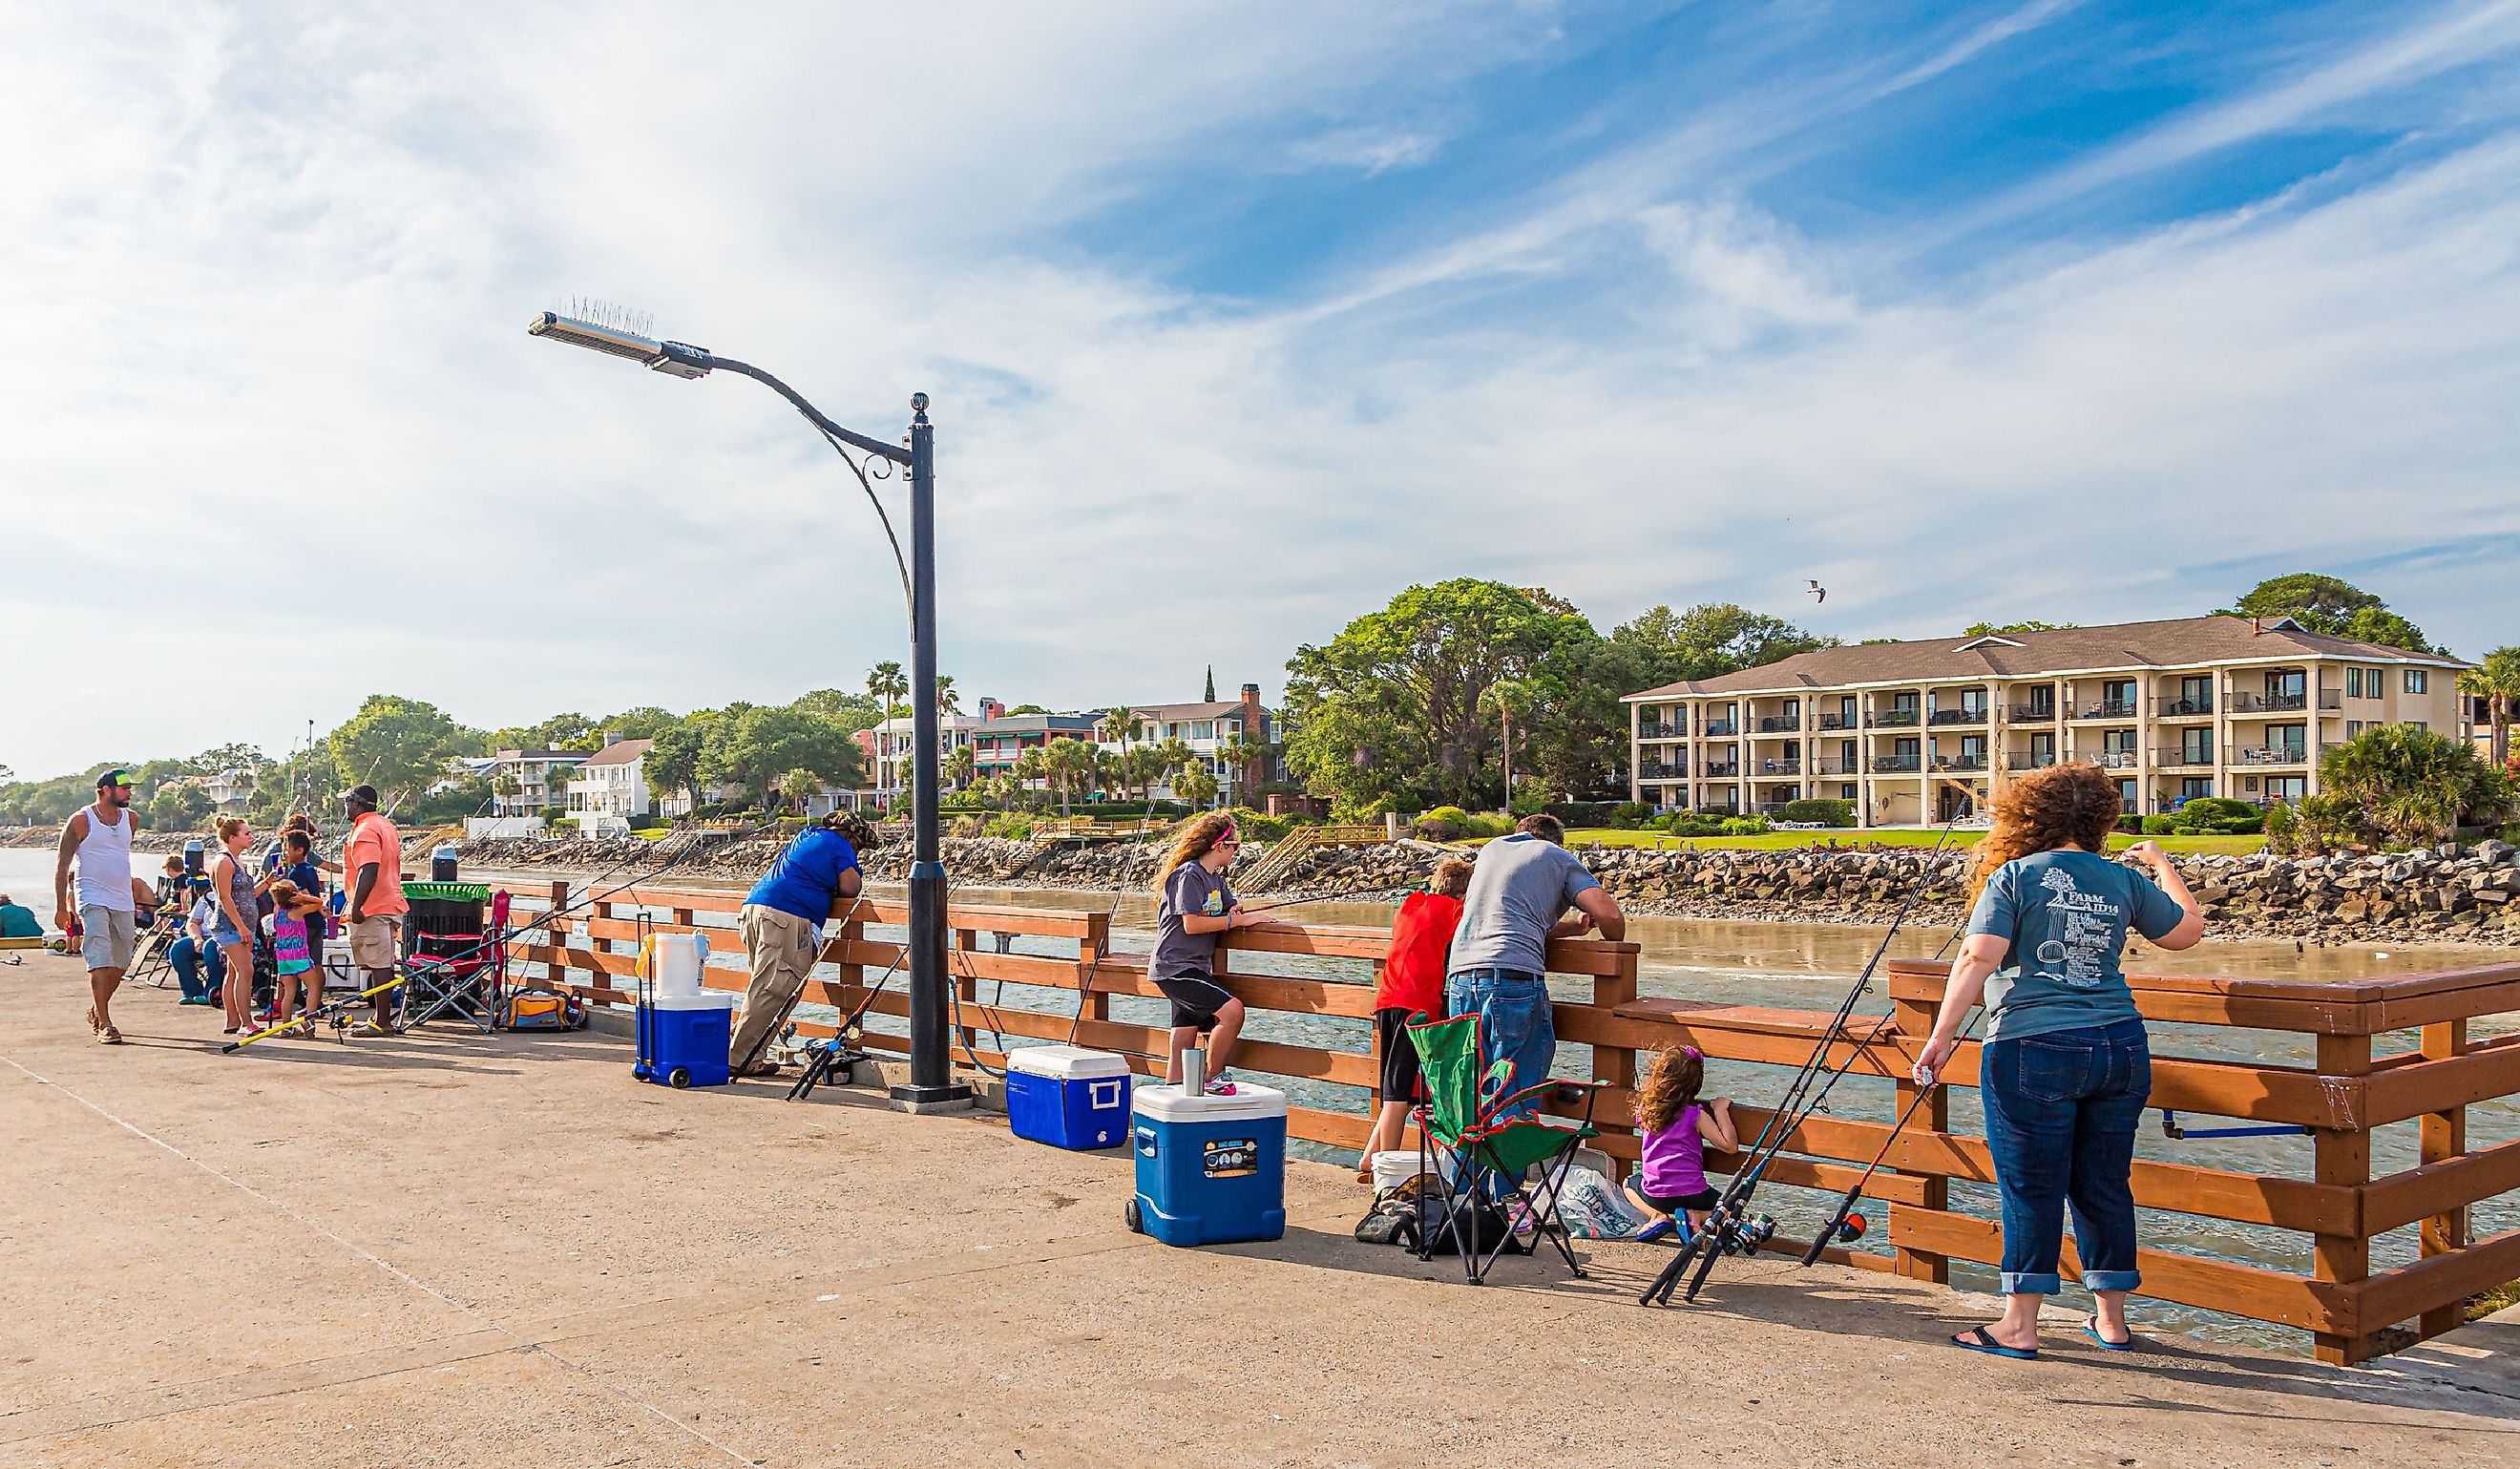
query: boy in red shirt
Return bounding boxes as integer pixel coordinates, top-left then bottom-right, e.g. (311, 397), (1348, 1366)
(1359, 858), (1474, 1179)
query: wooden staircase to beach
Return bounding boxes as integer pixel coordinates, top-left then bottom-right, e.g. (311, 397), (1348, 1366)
(1232, 823), (1388, 891)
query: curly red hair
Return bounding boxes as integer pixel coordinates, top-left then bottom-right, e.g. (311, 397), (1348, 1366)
(1964, 762), (2122, 903)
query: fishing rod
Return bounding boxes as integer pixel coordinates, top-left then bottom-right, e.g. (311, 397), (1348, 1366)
(734, 891), (875, 1079)
(1644, 816), (1964, 1307)
(1796, 1014), (1982, 1267)
(1064, 806), (1178, 1046)
(1237, 883), (1409, 914)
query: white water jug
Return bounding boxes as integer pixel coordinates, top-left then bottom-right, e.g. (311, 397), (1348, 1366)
(650, 932), (709, 999)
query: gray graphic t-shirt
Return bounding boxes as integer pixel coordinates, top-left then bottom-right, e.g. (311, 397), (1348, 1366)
(1964, 850), (2185, 1042)
(1153, 862), (1236, 978)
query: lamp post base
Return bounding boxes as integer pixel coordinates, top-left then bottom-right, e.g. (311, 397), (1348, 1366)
(890, 1081), (977, 1114)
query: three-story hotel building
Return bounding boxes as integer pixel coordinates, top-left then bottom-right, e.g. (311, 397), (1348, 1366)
(1624, 616), (2468, 826)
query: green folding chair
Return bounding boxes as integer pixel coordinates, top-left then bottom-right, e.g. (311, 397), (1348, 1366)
(1406, 1011), (1606, 1284)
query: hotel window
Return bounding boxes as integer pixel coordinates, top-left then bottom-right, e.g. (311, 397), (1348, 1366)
(1192, 721), (1213, 740)
(2364, 666), (2384, 697)
(2345, 667), (2362, 699)
(2102, 679), (2137, 708)
(2346, 721), (2362, 737)
(2180, 728), (2213, 763)
(2102, 728), (2137, 755)
(2404, 669), (2428, 695)
(2181, 778), (2214, 801)
(2408, 721), (2428, 733)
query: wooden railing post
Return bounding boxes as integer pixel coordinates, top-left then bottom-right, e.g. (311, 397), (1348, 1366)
(1890, 987), (1948, 1283)
(954, 926), (977, 1060)
(2418, 1018), (2471, 1340)
(544, 879), (570, 989)
(1591, 946), (1639, 1181)
(2313, 1032), (2375, 1366)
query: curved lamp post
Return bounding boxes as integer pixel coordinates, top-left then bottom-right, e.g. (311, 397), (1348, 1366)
(527, 311), (969, 1109)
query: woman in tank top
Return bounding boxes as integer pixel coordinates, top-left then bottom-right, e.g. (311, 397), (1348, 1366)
(208, 817), (261, 1037)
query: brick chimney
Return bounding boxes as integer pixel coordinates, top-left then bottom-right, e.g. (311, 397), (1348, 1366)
(979, 697), (1004, 722)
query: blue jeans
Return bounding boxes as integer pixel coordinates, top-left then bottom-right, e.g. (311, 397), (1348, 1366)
(1443, 968), (1555, 1119)
(171, 936), (227, 1000)
(1981, 1018), (2150, 1296)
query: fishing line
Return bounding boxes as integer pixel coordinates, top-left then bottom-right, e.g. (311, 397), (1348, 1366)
(1644, 813), (1964, 1306)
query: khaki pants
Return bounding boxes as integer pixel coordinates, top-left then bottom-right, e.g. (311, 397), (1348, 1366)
(728, 904), (821, 1072)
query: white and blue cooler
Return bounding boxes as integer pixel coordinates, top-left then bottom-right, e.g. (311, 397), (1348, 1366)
(634, 933), (737, 1089)
(1125, 1081), (1288, 1247)
(1004, 1045), (1132, 1149)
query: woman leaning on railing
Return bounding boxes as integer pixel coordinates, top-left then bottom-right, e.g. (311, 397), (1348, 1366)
(1910, 762), (2206, 1360)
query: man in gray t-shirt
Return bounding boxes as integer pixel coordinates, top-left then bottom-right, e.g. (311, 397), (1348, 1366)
(1444, 814), (1626, 1121)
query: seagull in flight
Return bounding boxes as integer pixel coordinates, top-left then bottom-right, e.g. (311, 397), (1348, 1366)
(1806, 579), (1827, 604)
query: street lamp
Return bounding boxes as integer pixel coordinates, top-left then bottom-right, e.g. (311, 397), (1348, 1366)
(528, 310), (969, 1110)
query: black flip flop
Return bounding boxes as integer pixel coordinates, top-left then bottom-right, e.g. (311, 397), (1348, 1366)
(1950, 1326), (2038, 1360)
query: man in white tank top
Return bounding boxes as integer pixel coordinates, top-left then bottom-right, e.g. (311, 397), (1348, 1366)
(54, 769), (140, 1043)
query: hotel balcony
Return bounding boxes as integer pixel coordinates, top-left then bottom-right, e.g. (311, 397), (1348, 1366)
(2008, 703), (2059, 723)
(1869, 709), (1922, 728)
(1872, 754), (1922, 773)
(1927, 709), (1987, 726)
(2004, 749), (2060, 770)
(1816, 713), (1854, 731)
(2230, 743), (2320, 766)
(1812, 757), (1857, 775)
(1756, 758), (1802, 776)
(2070, 700), (2137, 721)
(1637, 722), (1682, 740)
(1702, 720), (1738, 737)
(1701, 762), (1740, 778)
(2089, 750), (2140, 769)
(1930, 753), (1988, 772)
(1756, 715), (1803, 733)
(1639, 762), (1689, 780)
(2153, 696), (2215, 718)
(2155, 747), (2216, 768)
(2228, 691), (2310, 714)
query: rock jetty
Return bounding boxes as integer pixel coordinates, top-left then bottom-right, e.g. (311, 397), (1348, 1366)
(436, 829), (2520, 948)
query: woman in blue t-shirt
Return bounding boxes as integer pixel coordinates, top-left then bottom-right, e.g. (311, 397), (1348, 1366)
(1912, 763), (2204, 1359)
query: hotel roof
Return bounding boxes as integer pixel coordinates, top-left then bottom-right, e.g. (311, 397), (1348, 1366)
(1625, 615), (2468, 702)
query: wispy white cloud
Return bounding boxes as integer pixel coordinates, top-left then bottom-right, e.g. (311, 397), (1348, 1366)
(2, 1), (2517, 784)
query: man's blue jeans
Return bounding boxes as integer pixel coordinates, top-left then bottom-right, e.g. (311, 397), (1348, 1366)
(171, 936), (226, 1001)
(1980, 1018), (2150, 1296)
(1442, 968), (1556, 1119)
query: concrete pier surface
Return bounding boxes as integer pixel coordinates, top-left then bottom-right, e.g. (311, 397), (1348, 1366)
(5, 950), (2515, 1468)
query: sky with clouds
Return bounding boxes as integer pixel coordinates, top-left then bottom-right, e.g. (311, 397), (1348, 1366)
(4, 0), (2517, 782)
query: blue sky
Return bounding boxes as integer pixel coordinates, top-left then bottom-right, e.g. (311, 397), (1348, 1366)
(3, 1), (2517, 781)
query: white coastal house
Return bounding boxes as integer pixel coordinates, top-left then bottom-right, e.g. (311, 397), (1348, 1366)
(476, 748), (590, 816)
(565, 737), (654, 836)
(1105, 683), (1276, 806)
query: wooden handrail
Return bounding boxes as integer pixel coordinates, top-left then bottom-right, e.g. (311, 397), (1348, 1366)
(511, 880), (2520, 1366)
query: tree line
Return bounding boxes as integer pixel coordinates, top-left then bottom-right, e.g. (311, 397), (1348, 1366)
(5, 569), (2512, 831)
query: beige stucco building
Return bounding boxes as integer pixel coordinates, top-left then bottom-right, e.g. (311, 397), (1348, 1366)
(1622, 616), (2470, 826)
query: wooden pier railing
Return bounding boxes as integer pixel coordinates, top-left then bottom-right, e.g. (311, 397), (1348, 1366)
(514, 880), (2520, 1366)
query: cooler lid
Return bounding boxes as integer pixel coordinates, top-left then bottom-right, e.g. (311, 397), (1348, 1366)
(1132, 1081), (1287, 1123)
(651, 990), (739, 1012)
(1006, 1044), (1132, 1081)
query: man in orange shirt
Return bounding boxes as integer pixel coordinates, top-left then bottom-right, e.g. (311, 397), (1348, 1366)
(341, 784), (409, 1034)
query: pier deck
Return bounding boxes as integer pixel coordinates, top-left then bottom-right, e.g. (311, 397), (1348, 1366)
(4, 950), (2514, 1468)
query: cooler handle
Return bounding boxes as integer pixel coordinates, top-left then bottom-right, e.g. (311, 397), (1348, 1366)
(1089, 1081), (1123, 1108)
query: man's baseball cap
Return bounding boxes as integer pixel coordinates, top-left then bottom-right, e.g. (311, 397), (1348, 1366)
(342, 784), (381, 807)
(96, 769), (135, 789)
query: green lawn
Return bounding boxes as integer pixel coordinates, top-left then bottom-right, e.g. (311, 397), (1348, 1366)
(1545, 828), (2267, 856)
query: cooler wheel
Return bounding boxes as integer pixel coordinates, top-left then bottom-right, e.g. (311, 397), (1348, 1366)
(1124, 1197), (1144, 1234)
(632, 1063), (652, 1081)
(667, 1066), (692, 1089)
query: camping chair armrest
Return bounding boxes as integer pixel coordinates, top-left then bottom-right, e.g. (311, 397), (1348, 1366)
(1489, 1077), (1610, 1115)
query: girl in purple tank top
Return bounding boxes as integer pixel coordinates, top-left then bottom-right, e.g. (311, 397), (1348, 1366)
(1628, 1045), (1739, 1234)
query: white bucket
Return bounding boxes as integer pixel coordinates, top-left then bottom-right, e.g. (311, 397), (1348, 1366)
(1371, 1149), (1432, 1192)
(649, 933), (709, 999)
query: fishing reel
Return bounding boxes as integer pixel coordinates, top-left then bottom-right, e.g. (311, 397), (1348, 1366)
(1799, 1207), (1867, 1266)
(1714, 1211), (1779, 1257)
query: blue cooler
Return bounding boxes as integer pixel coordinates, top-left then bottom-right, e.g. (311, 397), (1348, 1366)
(633, 991), (738, 1089)
(1126, 1081), (1288, 1247)
(1005, 1045), (1132, 1149)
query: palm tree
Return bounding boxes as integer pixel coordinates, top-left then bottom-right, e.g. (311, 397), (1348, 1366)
(943, 745), (976, 792)
(1042, 737), (1099, 818)
(1173, 763), (1220, 809)
(1213, 735), (1259, 806)
(777, 766), (822, 816)
(935, 674), (961, 715)
(866, 661), (908, 716)
(1480, 677), (1531, 809)
(2459, 646), (2520, 772)
(1099, 706), (1141, 747)
(1011, 745), (1049, 807)
(2320, 724), (2514, 846)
